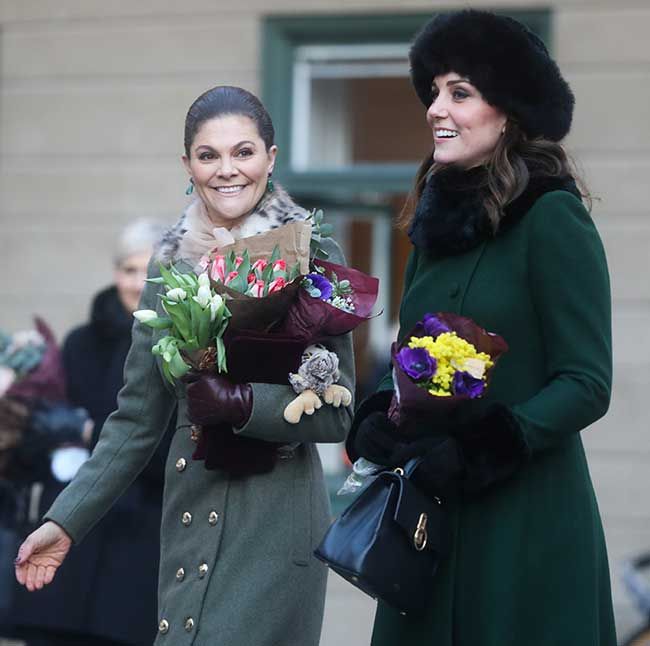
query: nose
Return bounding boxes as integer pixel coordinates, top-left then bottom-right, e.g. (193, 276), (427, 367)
(427, 94), (449, 124)
(217, 156), (238, 178)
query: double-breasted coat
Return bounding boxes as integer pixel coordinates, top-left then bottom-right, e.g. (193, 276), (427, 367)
(370, 190), (616, 645)
(44, 230), (354, 645)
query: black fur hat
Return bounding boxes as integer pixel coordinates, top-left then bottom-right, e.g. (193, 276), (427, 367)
(409, 10), (574, 141)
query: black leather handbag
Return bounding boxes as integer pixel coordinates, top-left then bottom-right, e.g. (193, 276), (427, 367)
(314, 460), (448, 615)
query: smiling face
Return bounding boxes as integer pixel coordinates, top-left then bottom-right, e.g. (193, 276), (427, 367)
(426, 72), (507, 169)
(182, 114), (277, 228)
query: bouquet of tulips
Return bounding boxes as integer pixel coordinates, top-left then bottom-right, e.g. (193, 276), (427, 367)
(137, 214), (379, 386)
(134, 266), (231, 383)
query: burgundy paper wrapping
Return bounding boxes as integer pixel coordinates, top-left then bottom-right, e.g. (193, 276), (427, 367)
(390, 312), (508, 434)
(279, 258), (380, 341)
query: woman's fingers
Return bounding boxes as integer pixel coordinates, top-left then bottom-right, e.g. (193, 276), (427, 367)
(15, 522), (71, 591)
(35, 564), (47, 590)
(26, 563), (38, 592)
(44, 565), (56, 585)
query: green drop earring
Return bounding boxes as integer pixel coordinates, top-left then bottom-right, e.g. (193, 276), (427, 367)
(266, 175), (275, 194)
(185, 178), (195, 196)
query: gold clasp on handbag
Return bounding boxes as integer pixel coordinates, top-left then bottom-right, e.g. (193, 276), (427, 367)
(413, 513), (428, 551)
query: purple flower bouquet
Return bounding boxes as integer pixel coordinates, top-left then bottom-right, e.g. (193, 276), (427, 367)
(389, 312), (508, 433)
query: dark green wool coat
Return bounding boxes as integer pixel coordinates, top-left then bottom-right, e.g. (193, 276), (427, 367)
(44, 236), (354, 646)
(371, 190), (616, 646)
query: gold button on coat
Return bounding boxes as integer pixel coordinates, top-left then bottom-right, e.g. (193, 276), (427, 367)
(208, 511), (219, 526)
(198, 563), (208, 578)
(185, 617), (195, 632)
(158, 619), (169, 634)
(175, 458), (187, 472)
(176, 567), (185, 581)
(182, 512), (192, 526)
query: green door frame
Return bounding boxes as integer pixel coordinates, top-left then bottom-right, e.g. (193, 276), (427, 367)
(261, 10), (551, 201)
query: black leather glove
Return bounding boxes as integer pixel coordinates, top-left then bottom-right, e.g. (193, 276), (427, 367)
(349, 411), (408, 466)
(184, 372), (253, 429)
(396, 405), (529, 497)
(390, 435), (465, 497)
(345, 390), (396, 463)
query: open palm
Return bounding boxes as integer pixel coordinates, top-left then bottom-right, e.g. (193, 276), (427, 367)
(15, 521), (72, 592)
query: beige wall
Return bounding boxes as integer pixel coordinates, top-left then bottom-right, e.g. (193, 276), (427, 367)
(1, 0), (649, 638)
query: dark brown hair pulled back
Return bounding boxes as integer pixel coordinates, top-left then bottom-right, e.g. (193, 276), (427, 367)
(184, 86), (275, 157)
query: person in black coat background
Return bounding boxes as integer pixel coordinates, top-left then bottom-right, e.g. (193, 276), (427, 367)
(10, 219), (174, 646)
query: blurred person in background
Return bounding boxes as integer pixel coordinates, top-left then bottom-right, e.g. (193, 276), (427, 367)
(10, 219), (173, 646)
(0, 320), (91, 630)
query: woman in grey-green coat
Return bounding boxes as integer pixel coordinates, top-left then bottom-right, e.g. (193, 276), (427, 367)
(15, 86), (354, 646)
(347, 10), (616, 646)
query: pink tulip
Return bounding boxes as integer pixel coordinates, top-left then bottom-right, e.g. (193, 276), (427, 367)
(251, 259), (268, 275)
(268, 277), (287, 294)
(247, 279), (265, 298)
(224, 270), (239, 285)
(210, 255), (226, 282)
(247, 273), (256, 284)
(235, 256), (244, 268)
(197, 255), (210, 271)
(272, 259), (287, 273)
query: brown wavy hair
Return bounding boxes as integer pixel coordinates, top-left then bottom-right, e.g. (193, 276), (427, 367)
(398, 121), (591, 231)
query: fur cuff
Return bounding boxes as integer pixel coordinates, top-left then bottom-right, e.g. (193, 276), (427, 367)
(345, 390), (394, 462)
(455, 404), (530, 493)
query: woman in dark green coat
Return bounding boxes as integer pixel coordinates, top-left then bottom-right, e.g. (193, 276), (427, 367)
(347, 10), (616, 646)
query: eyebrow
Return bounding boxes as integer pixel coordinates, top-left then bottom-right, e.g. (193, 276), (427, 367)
(195, 140), (257, 151)
(432, 78), (471, 89)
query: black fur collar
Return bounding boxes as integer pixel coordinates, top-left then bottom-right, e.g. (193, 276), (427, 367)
(408, 165), (580, 257)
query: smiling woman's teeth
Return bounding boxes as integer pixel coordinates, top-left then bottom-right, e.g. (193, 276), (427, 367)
(436, 129), (459, 138)
(216, 185), (245, 194)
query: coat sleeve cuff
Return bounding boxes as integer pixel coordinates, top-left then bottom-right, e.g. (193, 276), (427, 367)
(345, 390), (394, 462)
(454, 404), (530, 493)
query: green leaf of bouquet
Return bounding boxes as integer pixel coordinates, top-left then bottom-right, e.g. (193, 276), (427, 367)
(163, 301), (192, 341)
(261, 262), (274, 283)
(216, 336), (228, 374)
(161, 360), (175, 385)
(226, 251), (237, 272)
(145, 277), (165, 285)
(269, 244), (281, 264)
(197, 306), (211, 348)
(158, 263), (181, 290)
(319, 223), (334, 237)
(144, 316), (173, 330)
(168, 350), (191, 379)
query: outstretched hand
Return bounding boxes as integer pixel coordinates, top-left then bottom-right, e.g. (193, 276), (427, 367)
(15, 521), (72, 592)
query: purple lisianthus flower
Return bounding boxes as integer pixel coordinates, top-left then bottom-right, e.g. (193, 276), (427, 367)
(305, 273), (333, 300)
(423, 313), (451, 338)
(395, 347), (436, 381)
(452, 371), (485, 398)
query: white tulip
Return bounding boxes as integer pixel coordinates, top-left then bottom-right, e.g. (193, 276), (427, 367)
(198, 272), (210, 288)
(133, 309), (158, 323)
(166, 287), (187, 302)
(209, 294), (224, 322)
(193, 285), (212, 308)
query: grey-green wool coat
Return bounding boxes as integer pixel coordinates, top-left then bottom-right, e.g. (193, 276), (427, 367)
(45, 235), (354, 646)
